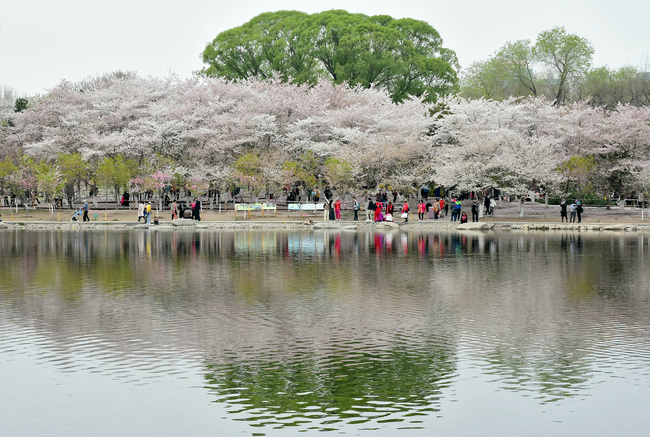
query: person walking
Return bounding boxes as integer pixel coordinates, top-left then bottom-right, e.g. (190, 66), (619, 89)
(334, 197), (342, 221)
(82, 200), (90, 222)
(560, 200), (567, 222)
(489, 197), (496, 216)
(417, 200), (426, 220)
(471, 200), (479, 222)
(401, 200), (410, 223)
(137, 202), (145, 222)
(576, 201), (583, 223)
(171, 200), (178, 220)
(352, 197), (360, 221)
(569, 201), (577, 223)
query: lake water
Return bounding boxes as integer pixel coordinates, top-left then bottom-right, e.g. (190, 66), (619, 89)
(1, 229), (650, 436)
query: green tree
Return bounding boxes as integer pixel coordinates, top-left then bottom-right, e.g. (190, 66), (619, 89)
(323, 157), (354, 198)
(14, 97), (28, 113)
(202, 10), (459, 102)
(96, 155), (137, 207)
(57, 152), (89, 208)
(498, 39), (539, 97)
(34, 161), (64, 214)
(533, 27), (594, 105)
(232, 153), (265, 204)
(461, 57), (507, 99)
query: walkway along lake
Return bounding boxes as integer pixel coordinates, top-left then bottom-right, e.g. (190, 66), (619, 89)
(1, 229), (649, 436)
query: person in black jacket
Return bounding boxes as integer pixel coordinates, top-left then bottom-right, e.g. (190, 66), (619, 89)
(560, 200), (568, 222)
(366, 198), (375, 221)
(471, 200), (479, 222)
(576, 201), (583, 223)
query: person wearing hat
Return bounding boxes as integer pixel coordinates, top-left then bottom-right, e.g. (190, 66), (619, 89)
(471, 200), (479, 222)
(560, 200), (567, 222)
(576, 200), (584, 223)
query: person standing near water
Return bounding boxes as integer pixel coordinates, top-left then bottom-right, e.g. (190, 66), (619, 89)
(401, 200), (410, 222)
(352, 197), (360, 221)
(366, 198), (375, 221)
(328, 198), (335, 221)
(569, 202), (577, 223)
(576, 201), (583, 223)
(193, 198), (201, 221)
(137, 202), (145, 222)
(417, 200), (425, 220)
(82, 200), (90, 222)
(334, 198), (342, 221)
(560, 200), (567, 222)
(471, 200), (479, 222)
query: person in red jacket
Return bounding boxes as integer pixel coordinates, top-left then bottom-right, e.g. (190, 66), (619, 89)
(417, 200), (426, 220)
(333, 198), (342, 221)
(401, 201), (410, 222)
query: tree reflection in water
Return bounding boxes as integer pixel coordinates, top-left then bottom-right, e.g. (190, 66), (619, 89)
(2, 229), (650, 432)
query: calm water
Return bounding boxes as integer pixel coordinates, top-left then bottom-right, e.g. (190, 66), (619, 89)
(1, 229), (650, 436)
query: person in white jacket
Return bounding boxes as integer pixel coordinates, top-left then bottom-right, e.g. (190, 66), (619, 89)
(137, 202), (145, 222)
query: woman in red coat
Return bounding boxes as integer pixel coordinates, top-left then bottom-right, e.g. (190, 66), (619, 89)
(333, 198), (342, 221)
(401, 201), (410, 222)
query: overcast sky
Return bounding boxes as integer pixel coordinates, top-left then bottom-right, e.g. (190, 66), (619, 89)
(1, 0), (649, 96)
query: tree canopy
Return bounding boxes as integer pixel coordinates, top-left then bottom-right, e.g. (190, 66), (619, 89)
(201, 10), (459, 103)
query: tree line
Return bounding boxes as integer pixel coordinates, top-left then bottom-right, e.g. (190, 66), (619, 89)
(1, 74), (649, 213)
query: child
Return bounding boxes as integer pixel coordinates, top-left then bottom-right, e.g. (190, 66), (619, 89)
(460, 212), (468, 223)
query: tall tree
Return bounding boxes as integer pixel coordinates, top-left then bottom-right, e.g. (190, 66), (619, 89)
(202, 10), (459, 103)
(533, 27), (594, 105)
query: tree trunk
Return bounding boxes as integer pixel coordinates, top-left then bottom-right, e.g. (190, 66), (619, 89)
(519, 197), (524, 217)
(544, 193), (548, 207)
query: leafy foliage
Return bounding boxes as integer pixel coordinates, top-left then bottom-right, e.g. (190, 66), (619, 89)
(201, 10), (459, 103)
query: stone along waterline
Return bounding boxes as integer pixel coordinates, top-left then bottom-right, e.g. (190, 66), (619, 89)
(1, 229), (649, 436)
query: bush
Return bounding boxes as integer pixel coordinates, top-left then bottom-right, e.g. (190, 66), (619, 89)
(536, 194), (611, 206)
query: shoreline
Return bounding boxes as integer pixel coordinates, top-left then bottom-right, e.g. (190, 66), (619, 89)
(2, 219), (650, 233)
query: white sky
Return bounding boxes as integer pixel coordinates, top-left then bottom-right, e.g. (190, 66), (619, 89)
(1, 0), (649, 96)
